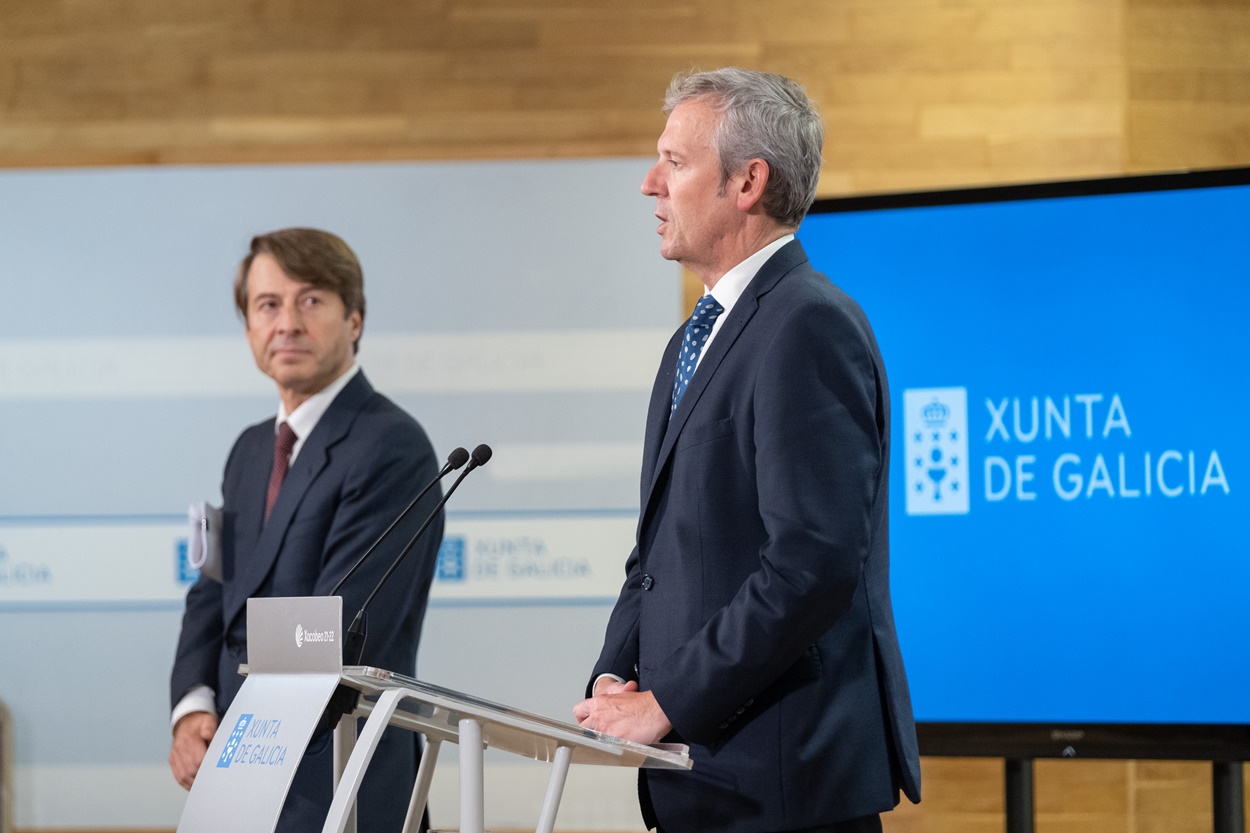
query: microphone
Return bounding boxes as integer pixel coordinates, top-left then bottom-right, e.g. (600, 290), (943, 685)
(328, 446), (470, 598)
(342, 443), (492, 665)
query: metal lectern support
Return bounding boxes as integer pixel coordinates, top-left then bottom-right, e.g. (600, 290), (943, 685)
(1214, 761), (1245, 833)
(453, 717), (574, 833)
(332, 717), (357, 833)
(320, 668), (691, 833)
(1005, 757), (1035, 833)
(406, 737), (440, 833)
(325, 689), (419, 833)
(536, 745), (574, 833)
(459, 719), (484, 833)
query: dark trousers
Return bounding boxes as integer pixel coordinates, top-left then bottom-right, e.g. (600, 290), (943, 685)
(782, 816), (883, 833)
(655, 816), (882, 833)
(641, 765), (884, 833)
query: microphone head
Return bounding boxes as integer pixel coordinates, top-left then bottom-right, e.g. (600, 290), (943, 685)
(470, 443), (493, 466)
(447, 447), (471, 470)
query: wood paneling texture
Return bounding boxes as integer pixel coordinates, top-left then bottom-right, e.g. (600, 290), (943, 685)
(1, 0), (1246, 179)
(2, 0), (1246, 180)
(885, 759), (1250, 833)
(1127, 0), (1250, 171)
(3, 1), (1249, 832)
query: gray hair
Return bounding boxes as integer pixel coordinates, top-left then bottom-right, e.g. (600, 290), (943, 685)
(664, 67), (824, 229)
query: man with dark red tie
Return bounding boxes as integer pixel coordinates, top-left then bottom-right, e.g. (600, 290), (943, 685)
(169, 227), (443, 832)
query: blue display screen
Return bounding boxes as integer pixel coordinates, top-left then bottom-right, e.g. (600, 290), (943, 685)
(799, 174), (1250, 725)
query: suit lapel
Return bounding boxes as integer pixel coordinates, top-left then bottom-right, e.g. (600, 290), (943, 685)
(652, 293), (756, 479)
(638, 240), (809, 538)
(225, 372), (375, 625)
(639, 325), (684, 490)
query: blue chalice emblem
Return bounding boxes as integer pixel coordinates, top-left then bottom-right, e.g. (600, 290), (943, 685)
(928, 446), (947, 500)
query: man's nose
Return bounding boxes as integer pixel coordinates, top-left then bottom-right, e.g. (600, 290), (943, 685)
(641, 162), (664, 197)
(274, 301), (304, 331)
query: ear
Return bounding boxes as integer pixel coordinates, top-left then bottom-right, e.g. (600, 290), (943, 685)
(734, 158), (770, 212)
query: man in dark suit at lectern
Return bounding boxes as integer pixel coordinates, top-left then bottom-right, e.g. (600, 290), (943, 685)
(169, 227), (443, 832)
(573, 68), (922, 833)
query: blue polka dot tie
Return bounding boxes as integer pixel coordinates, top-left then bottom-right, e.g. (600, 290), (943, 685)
(671, 294), (726, 414)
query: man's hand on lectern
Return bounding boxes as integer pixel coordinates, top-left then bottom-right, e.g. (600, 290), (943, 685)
(169, 711), (218, 790)
(573, 679), (673, 745)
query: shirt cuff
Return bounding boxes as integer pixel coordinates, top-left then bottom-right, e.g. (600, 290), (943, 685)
(593, 673), (627, 695)
(171, 685), (216, 732)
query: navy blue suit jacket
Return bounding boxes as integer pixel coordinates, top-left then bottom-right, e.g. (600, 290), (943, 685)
(591, 240), (921, 832)
(171, 371), (443, 832)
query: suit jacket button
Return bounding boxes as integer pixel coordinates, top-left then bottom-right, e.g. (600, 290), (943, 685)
(718, 722), (729, 730)
(641, 574), (654, 591)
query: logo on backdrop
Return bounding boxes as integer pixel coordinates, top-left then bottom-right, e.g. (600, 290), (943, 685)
(0, 544), (54, 588)
(175, 538), (197, 584)
(434, 533), (592, 584)
(437, 536), (467, 582)
(902, 386), (1231, 515)
(904, 388), (971, 515)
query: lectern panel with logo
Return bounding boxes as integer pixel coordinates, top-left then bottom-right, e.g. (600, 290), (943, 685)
(177, 597), (343, 833)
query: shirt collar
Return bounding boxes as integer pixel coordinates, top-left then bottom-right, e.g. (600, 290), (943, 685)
(707, 234), (794, 315)
(276, 363), (360, 445)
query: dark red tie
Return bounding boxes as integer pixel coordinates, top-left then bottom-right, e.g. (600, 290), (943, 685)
(265, 421), (298, 521)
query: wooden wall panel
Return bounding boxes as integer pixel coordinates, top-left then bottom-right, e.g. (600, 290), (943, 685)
(0, 0), (1136, 190)
(9, 0), (1243, 186)
(3, 2), (1249, 832)
(1126, 0), (1250, 171)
